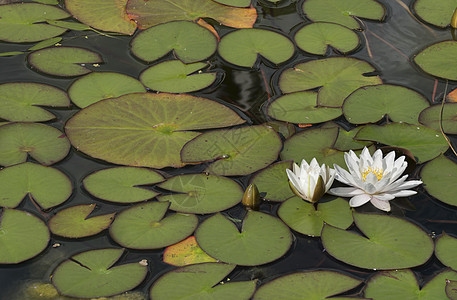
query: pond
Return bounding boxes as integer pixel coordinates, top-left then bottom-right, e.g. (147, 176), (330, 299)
(1, 0), (457, 299)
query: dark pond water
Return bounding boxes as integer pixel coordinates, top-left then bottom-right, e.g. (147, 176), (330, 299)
(1, 0), (457, 298)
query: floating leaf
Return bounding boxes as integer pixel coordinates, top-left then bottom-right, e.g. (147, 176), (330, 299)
(279, 57), (382, 107)
(83, 167), (164, 204)
(126, 0), (257, 29)
(355, 123), (448, 163)
(68, 72), (146, 108)
(195, 211), (292, 266)
(213, 0), (251, 7)
(0, 123), (70, 167)
(163, 236), (217, 267)
(218, 28), (294, 67)
(414, 40), (457, 80)
(253, 270), (362, 300)
(447, 279), (457, 300)
(181, 125), (282, 176)
(249, 160), (294, 202)
(45, 19), (91, 31)
(0, 3), (69, 42)
(301, 0), (386, 29)
(435, 233), (457, 271)
(414, 0), (457, 27)
(294, 22), (360, 55)
(27, 37), (62, 51)
(265, 121), (296, 139)
(322, 212), (434, 270)
(48, 204), (115, 238)
(150, 263), (256, 300)
(65, 0), (137, 35)
(130, 20), (217, 63)
(109, 202), (198, 249)
(157, 174), (243, 214)
(0, 82), (70, 122)
(0, 209), (50, 264)
(140, 60), (217, 93)
(419, 103), (457, 134)
(327, 124), (372, 151)
(65, 93), (245, 168)
(421, 155), (457, 207)
(278, 196), (353, 237)
(28, 46), (103, 77)
(0, 162), (71, 209)
(267, 91), (342, 124)
(52, 248), (147, 298)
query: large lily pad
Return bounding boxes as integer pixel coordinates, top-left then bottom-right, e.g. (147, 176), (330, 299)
(65, 0), (137, 35)
(48, 204), (115, 238)
(343, 84), (430, 124)
(218, 28), (295, 67)
(435, 233), (457, 271)
(279, 57), (382, 107)
(414, 40), (457, 80)
(301, 0), (386, 30)
(126, 0), (257, 29)
(355, 123), (448, 163)
(150, 263), (256, 300)
(52, 248), (148, 298)
(140, 60), (217, 93)
(321, 212), (434, 270)
(181, 125), (282, 176)
(253, 270), (363, 300)
(0, 162), (72, 209)
(68, 72), (146, 108)
(421, 155), (457, 207)
(157, 174), (243, 214)
(328, 124), (373, 151)
(109, 202), (198, 249)
(195, 211), (292, 266)
(0, 82), (70, 122)
(83, 167), (164, 204)
(249, 160), (294, 202)
(419, 103), (457, 134)
(28, 47), (103, 77)
(130, 20), (217, 63)
(65, 93), (245, 169)
(0, 123), (71, 167)
(414, 0), (457, 28)
(163, 236), (217, 266)
(0, 3), (69, 42)
(0, 209), (50, 264)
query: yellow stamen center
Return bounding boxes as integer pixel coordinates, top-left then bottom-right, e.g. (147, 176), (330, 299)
(362, 167), (383, 181)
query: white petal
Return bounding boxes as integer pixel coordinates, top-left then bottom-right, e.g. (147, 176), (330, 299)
(364, 172), (379, 186)
(372, 149), (383, 169)
(370, 197), (391, 211)
(349, 194), (372, 207)
(392, 180), (422, 191)
(382, 151), (395, 171)
(292, 163), (300, 174)
(329, 187), (365, 197)
(309, 158), (319, 168)
(363, 182), (377, 194)
(344, 155), (363, 181)
(373, 193), (395, 201)
(286, 169), (302, 191)
(390, 190), (417, 197)
(333, 164), (356, 186)
(379, 175), (408, 192)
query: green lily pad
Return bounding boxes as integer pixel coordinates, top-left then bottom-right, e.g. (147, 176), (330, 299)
(48, 204), (115, 238)
(0, 82), (70, 122)
(343, 84), (430, 124)
(213, 0), (251, 6)
(150, 263), (256, 300)
(278, 196), (353, 237)
(355, 123), (448, 163)
(195, 211), (292, 266)
(364, 269), (457, 299)
(0, 209), (50, 264)
(28, 46), (103, 77)
(0, 123), (71, 167)
(218, 28), (295, 67)
(279, 57), (382, 107)
(249, 160), (294, 202)
(0, 3), (69, 42)
(447, 279), (457, 300)
(130, 20), (217, 64)
(181, 125), (282, 176)
(414, 0), (457, 27)
(295, 22), (360, 55)
(414, 40), (457, 80)
(65, 93), (245, 169)
(65, 0), (137, 35)
(140, 60), (217, 93)
(301, 0), (386, 30)
(327, 124), (373, 151)
(419, 103), (457, 134)
(0, 162), (72, 209)
(27, 36), (62, 51)
(52, 248), (148, 298)
(253, 270), (362, 300)
(267, 91), (342, 124)
(435, 233), (457, 271)
(83, 167), (164, 204)
(109, 202), (198, 249)
(264, 121), (296, 139)
(126, 0), (257, 29)
(163, 236), (217, 266)
(68, 72), (146, 108)
(321, 212), (434, 270)
(421, 155), (457, 207)
(157, 174), (243, 214)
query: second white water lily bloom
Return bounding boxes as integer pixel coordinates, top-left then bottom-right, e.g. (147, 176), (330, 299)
(329, 147), (422, 212)
(286, 158), (335, 203)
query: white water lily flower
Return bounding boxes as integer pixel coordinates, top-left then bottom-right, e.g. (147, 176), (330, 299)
(329, 147), (422, 212)
(286, 158), (336, 203)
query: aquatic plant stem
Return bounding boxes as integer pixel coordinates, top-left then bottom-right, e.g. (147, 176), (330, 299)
(432, 79), (438, 103)
(439, 80), (457, 156)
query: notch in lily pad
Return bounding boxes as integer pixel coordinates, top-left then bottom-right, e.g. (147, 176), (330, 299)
(249, 160), (294, 202)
